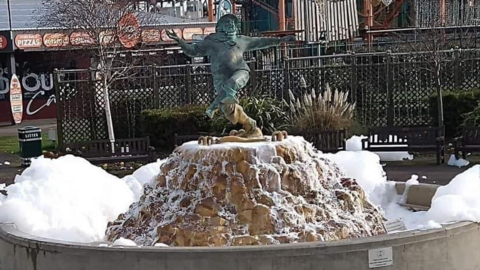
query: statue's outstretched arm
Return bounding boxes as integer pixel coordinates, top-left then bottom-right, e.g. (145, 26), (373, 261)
(181, 41), (209, 57)
(243, 35), (295, 51)
(166, 30), (208, 57)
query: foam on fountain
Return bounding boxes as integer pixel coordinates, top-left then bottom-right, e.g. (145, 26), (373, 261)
(106, 137), (386, 246)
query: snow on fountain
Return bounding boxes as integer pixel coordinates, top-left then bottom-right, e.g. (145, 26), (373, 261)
(106, 137), (386, 246)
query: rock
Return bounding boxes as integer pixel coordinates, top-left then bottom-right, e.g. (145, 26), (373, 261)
(232, 236), (260, 246)
(238, 210), (253, 224)
(194, 197), (220, 217)
(209, 234), (229, 246)
(249, 204), (274, 235)
(210, 216), (227, 226)
(106, 137), (386, 247)
(258, 235), (280, 245)
(257, 194), (274, 207)
(157, 175), (167, 187)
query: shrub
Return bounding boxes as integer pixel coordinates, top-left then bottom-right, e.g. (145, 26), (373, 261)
(287, 85), (355, 133)
(210, 96), (291, 135)
(429, 90), (480, 137)
(139, 105), (210, 151)
(462, 102), (480, 127)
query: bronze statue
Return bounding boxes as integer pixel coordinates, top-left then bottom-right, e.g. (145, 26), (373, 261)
(167, 14), (295, 139)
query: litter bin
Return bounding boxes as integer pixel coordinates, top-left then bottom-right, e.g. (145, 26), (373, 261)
(18, 126), (42, 166)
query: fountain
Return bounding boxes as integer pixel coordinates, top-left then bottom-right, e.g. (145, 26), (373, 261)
(105, 136), (386, 246)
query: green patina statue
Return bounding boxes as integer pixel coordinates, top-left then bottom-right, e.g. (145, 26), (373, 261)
(167, 14), (295, 138)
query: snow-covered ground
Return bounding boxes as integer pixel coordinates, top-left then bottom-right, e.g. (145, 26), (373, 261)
(0, 137), (479, 245)
(0, 156), (164, 243)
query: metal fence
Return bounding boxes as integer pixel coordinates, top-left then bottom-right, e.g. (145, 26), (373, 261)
(55, 48), (480, 146)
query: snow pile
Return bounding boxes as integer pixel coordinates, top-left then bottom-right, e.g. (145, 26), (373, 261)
(322, 151), (386, 205)
(346, 135), (413, 161)
(345, 135), (366, 151)
(447, 155), (470, 168)
(399, 175), (419, 204)
(132, 159), (166, 186)
(0, 155), (149, 243)
(425, 166), (480, 225)
(112, 237), (137, 247)
(122, 159), (166, 201)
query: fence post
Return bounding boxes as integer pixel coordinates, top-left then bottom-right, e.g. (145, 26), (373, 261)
(153, 65), (159, 108)
(53, 69), (64, 150)
(386, 51), (394, 127)
(454, 46), (461, 90)
(350, 52), (357, 105)
(186, 61), (192, 104)
(249, 57), (257, 95)
(88, 68), (97, 141)
(283, 56), (290, 100)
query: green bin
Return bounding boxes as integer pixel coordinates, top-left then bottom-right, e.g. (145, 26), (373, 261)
(18, 126), (42, 166)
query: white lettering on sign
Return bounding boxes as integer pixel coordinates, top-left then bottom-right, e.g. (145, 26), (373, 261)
(15, 34), (43, 49)
(22, 73), (53, 92)
(0, 72), (57, 116)
(26, 91), (56, 116)
(369, 247), (393, 268)
(0, 73), (53, 93)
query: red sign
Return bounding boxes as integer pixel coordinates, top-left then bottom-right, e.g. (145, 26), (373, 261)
(70, 32), (95, 46)
(0, 35), (7, 50)
(99, 30), (115, 46)
(183, 28), (204, 40)
(204, 27), (216, 36)
(15, 34), (42, 49)
(43, 33), (70, 48)
(141, 29), (161, 43)
(118, 13), (140, 49)
(161, 29), (183, 41)
(10, 75), (23, 124)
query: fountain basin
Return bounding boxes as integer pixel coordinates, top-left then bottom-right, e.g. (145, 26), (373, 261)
(0, 220), (479, 270)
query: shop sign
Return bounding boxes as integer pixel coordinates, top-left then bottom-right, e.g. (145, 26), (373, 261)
(99, 30), (115, 46)
(10, 75), (23, 124)
(43, 33), (70, 48)
(15, 34), (42, 49)
(141, 29), (161, 43)
(0, 35), (7, 50)
(183, 28), (204, 40)
(161, 29), (183, 41)
(70, 32), (95, 46)
(118, 13), (140, 48)
(203, 27), (216, 36)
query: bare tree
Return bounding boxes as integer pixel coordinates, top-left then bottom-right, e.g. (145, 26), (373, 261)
(391, 21), (479, 127)
(41, 0), (160, 151)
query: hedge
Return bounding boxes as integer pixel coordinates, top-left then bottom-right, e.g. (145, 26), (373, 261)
(429, 90), (480, 138)
(139, 105), (211, 151)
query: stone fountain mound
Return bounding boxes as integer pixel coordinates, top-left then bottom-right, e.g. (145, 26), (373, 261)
(106, 137), (386, 246)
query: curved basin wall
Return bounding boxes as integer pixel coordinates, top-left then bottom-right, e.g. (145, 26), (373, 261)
(1, 222), (480, 270)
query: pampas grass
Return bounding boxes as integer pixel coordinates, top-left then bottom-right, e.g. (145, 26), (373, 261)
(288, 84), (355, 132)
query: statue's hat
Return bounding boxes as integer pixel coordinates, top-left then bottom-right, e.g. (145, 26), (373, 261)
(216, 14), (239, 31)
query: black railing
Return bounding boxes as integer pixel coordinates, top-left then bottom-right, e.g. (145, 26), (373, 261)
(54, 48), (480, 147)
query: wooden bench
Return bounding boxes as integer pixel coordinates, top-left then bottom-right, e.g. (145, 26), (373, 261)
(362, 126), (445, 164)
(64, 137), (155, 164)
(292, 130), (347, 153)
(454, 127), (480, 159)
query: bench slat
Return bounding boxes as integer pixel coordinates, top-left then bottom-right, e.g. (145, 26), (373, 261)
(64, 137), (154, 163)
(364, 126), (445, 164)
